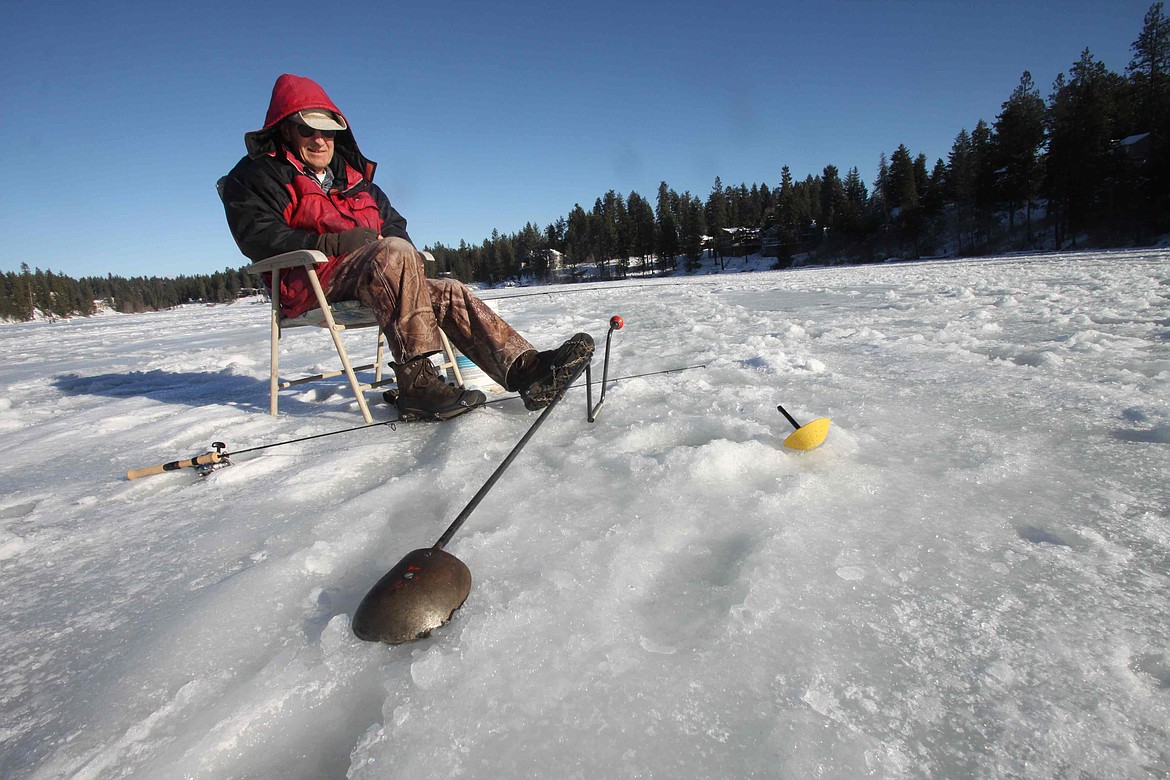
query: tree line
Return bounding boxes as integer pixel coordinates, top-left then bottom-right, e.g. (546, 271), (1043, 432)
(0, 263), (252, 321)
(3, 3), (1167, 320)
(428, 3), (1169, 282)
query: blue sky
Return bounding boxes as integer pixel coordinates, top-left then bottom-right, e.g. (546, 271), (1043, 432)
(0, 0), (1155, 279)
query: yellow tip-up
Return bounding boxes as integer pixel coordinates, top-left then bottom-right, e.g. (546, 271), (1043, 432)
(777, 404), (830, 451)
(782, 417), (831, 451)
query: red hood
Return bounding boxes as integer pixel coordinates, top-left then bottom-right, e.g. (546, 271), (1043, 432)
(261, 73), (349, 130)
(243, 74), (376, 181)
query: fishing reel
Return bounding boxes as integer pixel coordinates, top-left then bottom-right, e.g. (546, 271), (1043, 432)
(194, 442), (232, 477)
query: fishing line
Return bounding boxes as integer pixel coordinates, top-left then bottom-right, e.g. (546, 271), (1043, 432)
(486, 280), (695, 302)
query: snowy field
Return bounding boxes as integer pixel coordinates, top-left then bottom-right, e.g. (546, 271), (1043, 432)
(1, 250), (1168, 779)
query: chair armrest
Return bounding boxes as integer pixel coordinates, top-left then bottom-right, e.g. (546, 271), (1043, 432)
(244, 249), (329, 274)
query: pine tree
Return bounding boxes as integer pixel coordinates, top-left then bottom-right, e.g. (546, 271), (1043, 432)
(734, 183), (754, 226)
(599, 190), (627, 277)
(886, 145), (923, 255)
(566, 204), (590, 279)
(797, 174), (819, 242)
(757, 183), (774, 224)
(655, 182), (679, 273)
(841, 167), (868, 241)
(994, 72), (1047, 244)
(706, 177), (730, 268)
(970, 120), (999, 246)
(1129, 3), (1170, 107)
(773, 166), (798, 263)
(947, 129), (977, 252)
(887, 145), (919, 211)
(547, 218), (566, 255)
(1046, 49), (1128, 245)
(924, 159), (948, 222)
(913, 154), (930, 200)
(0, 273), (18, 320)
(1128, 2), (1170, 234)
(679, 192), (706, 270)
(626, 192), (656, 274)
(493, 230), (517, 282)
(21, 263), (34, 320)
(819, 165), (846, 235)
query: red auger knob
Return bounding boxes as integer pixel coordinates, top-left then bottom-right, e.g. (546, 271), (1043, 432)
(610, 315), (624, 330)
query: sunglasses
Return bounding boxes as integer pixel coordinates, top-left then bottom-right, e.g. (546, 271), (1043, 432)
(292, 124), (336, 140)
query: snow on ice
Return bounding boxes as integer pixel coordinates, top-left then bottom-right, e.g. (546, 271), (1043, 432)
(1, 250), (1168, 778)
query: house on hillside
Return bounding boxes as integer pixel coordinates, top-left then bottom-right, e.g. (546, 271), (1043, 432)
(721, 227), (762, 257)
(761, 226), (781, 258)
(761, 220), (829, 260)
(1118, 132), (1153, 165)
(540, 248), (572, 283)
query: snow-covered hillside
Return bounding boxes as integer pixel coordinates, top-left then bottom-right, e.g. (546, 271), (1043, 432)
(1, 250), (1167, 778)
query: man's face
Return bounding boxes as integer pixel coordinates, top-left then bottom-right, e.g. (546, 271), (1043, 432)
(282, 121), (335, 173)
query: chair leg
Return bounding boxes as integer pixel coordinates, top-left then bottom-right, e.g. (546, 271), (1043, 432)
(375, 333), (385, 384)
(438, 330), (464, 388)
(305, 269), (374, 423)
(270, 268), (282, 416)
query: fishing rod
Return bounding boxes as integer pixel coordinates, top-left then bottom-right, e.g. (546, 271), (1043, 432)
(125, 322), (705, 480)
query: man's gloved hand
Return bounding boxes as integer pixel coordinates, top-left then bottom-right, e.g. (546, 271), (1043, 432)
(315, 227), (380, 257)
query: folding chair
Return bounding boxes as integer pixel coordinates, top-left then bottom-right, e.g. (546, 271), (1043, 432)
(241, 249), (463, 423)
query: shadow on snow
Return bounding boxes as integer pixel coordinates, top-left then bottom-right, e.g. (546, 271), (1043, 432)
(50, 369), (367, 417)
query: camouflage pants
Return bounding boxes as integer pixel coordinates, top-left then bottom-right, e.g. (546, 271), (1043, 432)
(325, 237), (534, 387)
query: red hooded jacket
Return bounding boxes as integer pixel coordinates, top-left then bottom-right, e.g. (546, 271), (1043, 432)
(221, 74), (411, 317)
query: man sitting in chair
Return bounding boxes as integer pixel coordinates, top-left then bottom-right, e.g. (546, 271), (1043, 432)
(221, 73), (592, 421)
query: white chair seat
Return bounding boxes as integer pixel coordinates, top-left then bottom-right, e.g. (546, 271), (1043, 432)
(281, 299), (378, 329)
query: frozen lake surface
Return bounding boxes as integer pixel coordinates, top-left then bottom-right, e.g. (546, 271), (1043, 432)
(1, 250), (1168, 778)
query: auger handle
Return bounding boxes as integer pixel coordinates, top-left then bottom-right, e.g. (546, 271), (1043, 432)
(433, 356), (590, 551)
(126, 450), (225, 480)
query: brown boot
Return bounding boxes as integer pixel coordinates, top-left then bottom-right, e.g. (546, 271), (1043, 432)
(393, 356), (486, 421)
(506, 333), (595, 411)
